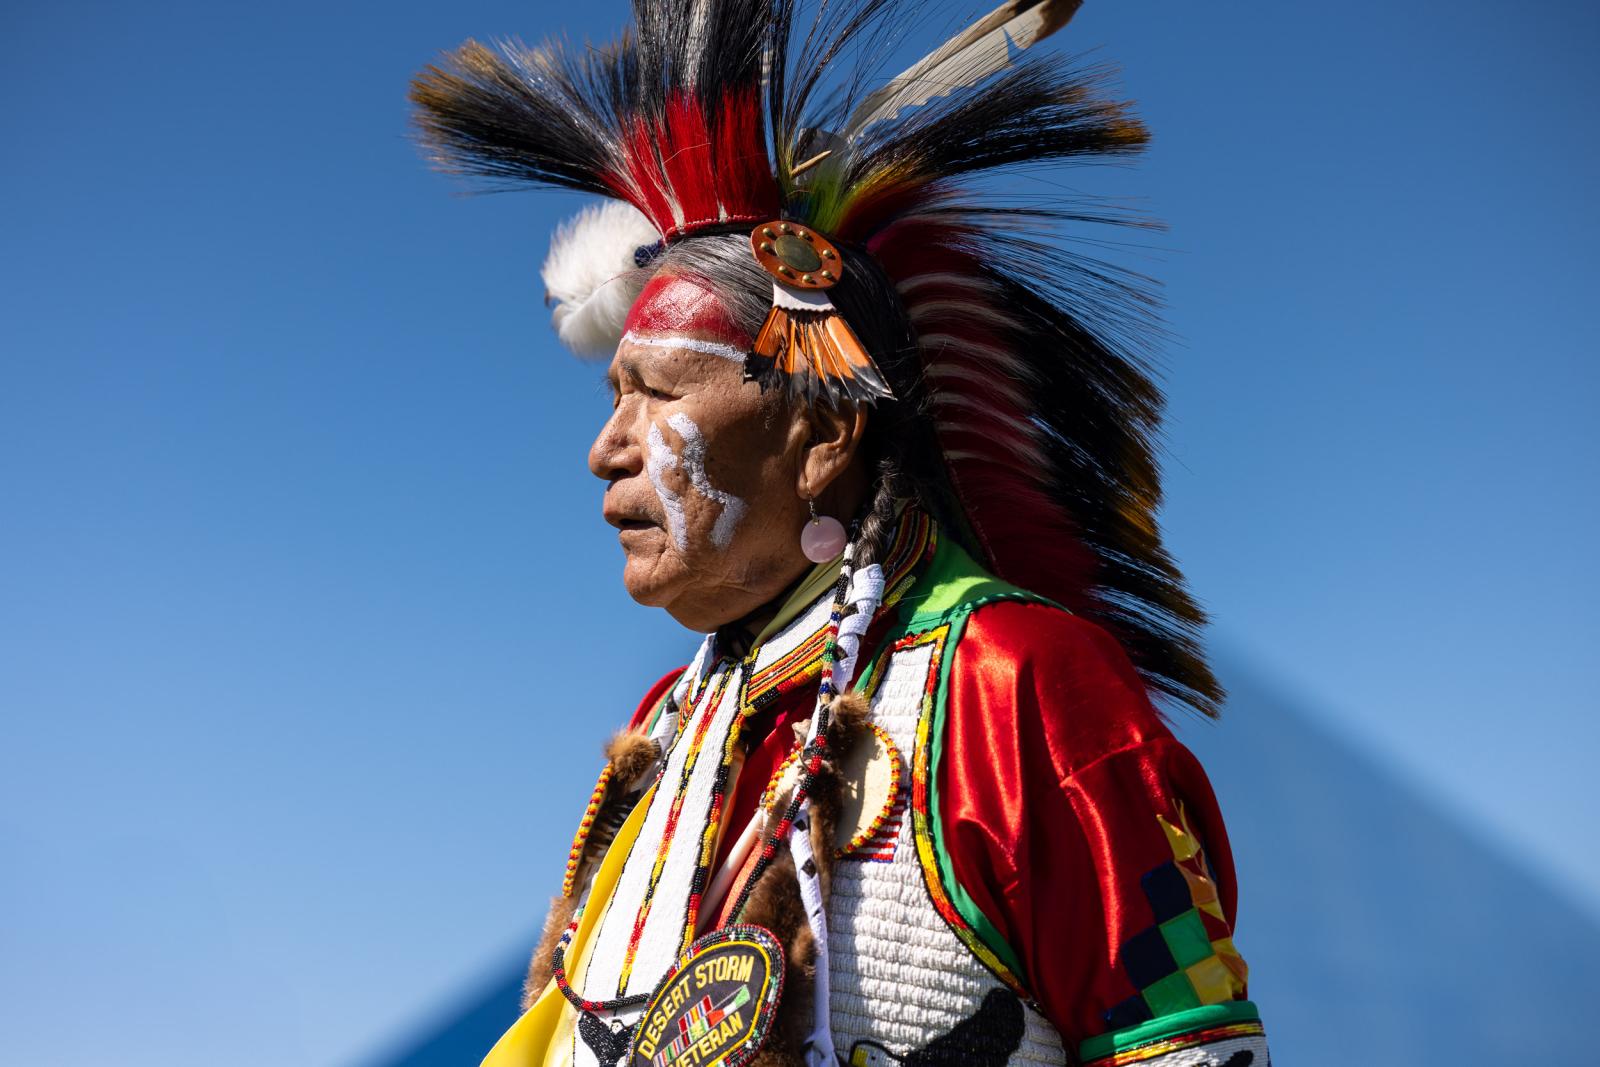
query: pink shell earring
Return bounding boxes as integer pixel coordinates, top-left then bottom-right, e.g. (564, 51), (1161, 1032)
(800, 499), (847, 563)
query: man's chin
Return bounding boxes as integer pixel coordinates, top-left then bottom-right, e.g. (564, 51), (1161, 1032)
(619, 552), (676, 610)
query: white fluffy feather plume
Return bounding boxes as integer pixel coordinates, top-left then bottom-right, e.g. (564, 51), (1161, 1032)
(541, 200), (659, 357)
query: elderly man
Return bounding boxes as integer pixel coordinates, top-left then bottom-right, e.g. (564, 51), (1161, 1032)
(411, 2), (1270, 1066)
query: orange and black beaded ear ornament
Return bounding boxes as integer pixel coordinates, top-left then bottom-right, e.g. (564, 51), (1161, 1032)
(745, 220), (894, 406)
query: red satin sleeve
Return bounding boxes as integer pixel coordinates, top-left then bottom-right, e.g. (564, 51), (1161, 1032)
(938, 601), (1245, 1046)
(627, 668), (687, 732)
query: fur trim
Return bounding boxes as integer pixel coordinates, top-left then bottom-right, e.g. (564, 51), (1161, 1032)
(605, 729), (662, 789)
(523, 733), (659, 1004)
(523, 893), (579, 1010)
(740, 852), (813, 1067)
(541, 200), (658, 357)
(523, 716), (856, 1027)
(740, 757), (843, 1066)
(827, 691), (872, 735)
(803, 763), (842, 903)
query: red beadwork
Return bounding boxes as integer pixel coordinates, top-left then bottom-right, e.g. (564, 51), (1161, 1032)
(563, 764), (614, 897)
(616, 666), (736, 991)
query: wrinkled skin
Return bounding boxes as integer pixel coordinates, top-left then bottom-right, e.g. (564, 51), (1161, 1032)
(590, 328), (867, 633)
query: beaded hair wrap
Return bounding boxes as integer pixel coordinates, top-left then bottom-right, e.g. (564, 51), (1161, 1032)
(546, 534), (879, 1027)
(415, 2), (1233, 1059)
(725, 537), (860, 924)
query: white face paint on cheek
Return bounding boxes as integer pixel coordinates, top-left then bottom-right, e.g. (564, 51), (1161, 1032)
(665, 412), (749, 550)
(646, 423), (688, 550)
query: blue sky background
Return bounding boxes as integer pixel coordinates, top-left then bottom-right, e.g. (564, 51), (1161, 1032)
(2, 2), (1596, 1065)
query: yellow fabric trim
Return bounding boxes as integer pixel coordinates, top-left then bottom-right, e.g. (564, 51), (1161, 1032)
(1156, 811), (1201, 862)
(1093, 1022), (1265, 1065)
(479, 786), (657, 1067)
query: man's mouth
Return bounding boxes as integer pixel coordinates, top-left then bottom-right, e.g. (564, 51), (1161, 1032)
(604, 503), (659, 532)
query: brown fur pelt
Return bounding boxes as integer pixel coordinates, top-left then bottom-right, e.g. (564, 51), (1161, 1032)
(520, 703), (869, 1032)
(605, 728), (661, 787)
(523, 893), (579, 1010)
(739, 753), (845, 1066)
(828, 690), (872, 735)
(740, 851), (814, 1067)
(521, 730), (662, 1009)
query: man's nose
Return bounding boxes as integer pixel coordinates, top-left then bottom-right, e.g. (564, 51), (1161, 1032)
(588, 406), (642, 483)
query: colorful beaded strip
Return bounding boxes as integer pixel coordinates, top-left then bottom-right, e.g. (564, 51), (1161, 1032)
(550, 667), (735, 1014)
(742, 512), (930, 712)
(614, 665), (736, 994)
(758, 747), (805, 811)
(553, 527), (874, 1014)
(550, 911), (650, 1014)
(1084, 1022), (1267, 1066)
(562, 764), (614, 898)
(722, 542), (856, 924)
(755, 723), (902, 860)
(680, 678), (752, 954)
(902, 623), (1030, 997)
(834, 723), (903, 859)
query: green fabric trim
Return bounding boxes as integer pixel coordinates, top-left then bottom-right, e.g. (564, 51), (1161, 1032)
(859, 534), (1021, 687)
(641, 679), (678, 735)
(924, 610), (1029, 981)
(754, 501), (917, 648)
(1077, 1001), (1262, 1061)
(889, 535), (1054, 987)
(819, 533), (1070, 995)
(898, 535), (1041, 627)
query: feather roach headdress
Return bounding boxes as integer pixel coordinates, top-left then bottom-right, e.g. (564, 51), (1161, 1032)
(411, 0), (1223, 716)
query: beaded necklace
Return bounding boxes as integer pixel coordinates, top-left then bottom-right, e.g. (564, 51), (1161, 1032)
(614, 663), (737, 992)
(549, 540), (859, 1019)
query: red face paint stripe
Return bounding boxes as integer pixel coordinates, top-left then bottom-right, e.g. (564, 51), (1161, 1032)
(624, 275), (752, 347)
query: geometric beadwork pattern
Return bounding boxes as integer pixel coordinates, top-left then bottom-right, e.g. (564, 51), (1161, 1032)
(1081, 1024), (1267, 1067)
(1104, 808), (1250, 1031)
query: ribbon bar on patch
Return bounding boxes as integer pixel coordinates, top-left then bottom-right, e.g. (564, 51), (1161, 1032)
(630, 925), (784, 1067)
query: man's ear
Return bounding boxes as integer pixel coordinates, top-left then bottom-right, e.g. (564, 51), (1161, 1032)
(797, 402), (870, 500)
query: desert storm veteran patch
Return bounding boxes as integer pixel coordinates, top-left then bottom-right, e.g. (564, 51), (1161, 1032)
(629, 925), (784, 1067)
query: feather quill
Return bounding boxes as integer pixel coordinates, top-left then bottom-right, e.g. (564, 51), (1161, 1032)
(842, 0), (1083, 138)
(411, 0), (1223, 717)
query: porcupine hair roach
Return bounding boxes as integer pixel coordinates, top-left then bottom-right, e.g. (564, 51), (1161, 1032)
(410, 0), (1222, 716)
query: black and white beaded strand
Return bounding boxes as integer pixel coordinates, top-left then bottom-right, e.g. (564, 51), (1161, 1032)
(721, 538), (858, 926)
(546, 535), (866, 1022)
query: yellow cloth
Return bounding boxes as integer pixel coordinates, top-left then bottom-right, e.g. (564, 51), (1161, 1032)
(480, 786), (656, 1067)
(750, 557), (838, 647)
(484, 515), (890, 1064)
